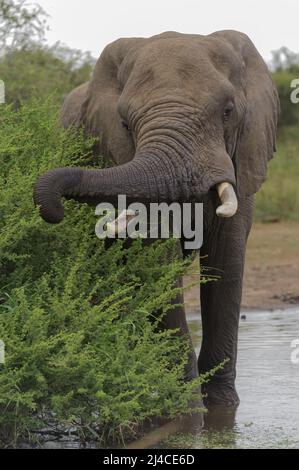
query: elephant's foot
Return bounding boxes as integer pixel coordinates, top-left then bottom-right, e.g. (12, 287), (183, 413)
(201, 380), (240, 407)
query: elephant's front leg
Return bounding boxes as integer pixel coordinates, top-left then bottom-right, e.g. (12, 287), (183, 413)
(161, 276), (199, 382)
(198, 196), (254, 406)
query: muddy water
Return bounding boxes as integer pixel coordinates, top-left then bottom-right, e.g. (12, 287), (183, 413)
(157, 307), (299, 449)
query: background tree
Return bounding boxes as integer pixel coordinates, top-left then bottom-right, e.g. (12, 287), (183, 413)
(0, 43), (94, 104)
(0, 0), (94, 104)
(271, 46), (299, 73)
(0, 0), (47, 50)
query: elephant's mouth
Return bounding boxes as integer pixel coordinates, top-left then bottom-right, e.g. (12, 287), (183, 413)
(105, 182), (238, 237)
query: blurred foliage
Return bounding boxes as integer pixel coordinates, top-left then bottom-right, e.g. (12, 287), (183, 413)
(271, 47), (299, 127)
(273, 71), (299, 127)
(0, 100), (209, 448)
(0, 0), (47, 50)
(271, 46), (299, 73)
(0, 42), (94, 105)
(255, 126), (299, 221)
(255, 47), (299, 221)
(0, 0), (94, 105)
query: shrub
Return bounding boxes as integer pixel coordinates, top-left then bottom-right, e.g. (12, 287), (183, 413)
(0, 99), (205, 448)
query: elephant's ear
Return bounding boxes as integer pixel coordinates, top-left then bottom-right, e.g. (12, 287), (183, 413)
(213, 30), (280, 196)
(79, 38), (145, 164)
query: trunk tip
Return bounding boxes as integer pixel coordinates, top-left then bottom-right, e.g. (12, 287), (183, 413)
(33, 171), (66, 224)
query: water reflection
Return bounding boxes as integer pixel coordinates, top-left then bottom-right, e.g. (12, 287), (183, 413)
(203, 405), (237, 432)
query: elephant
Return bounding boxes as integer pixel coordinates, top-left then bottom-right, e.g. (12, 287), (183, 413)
(34, 30), (279, 407)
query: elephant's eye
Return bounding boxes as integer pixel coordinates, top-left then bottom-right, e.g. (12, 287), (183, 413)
(121, 120), (130, 131)
(223, 103), (234, 121)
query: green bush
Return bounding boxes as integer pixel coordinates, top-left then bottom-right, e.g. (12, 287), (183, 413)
(0, 99), (205, 448)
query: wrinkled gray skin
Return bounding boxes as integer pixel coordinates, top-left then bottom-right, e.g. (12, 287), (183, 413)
(34, 31), (279, 407)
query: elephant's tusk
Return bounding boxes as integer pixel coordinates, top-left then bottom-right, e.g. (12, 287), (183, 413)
(216, 182), (238, 218)
(106, 209), (138, 237)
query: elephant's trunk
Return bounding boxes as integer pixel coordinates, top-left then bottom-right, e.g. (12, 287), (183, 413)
(33, 153), (187, 224)
(34, 127), (238, 224)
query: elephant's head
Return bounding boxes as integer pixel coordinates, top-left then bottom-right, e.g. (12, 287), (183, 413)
(34, 31), (279, 224)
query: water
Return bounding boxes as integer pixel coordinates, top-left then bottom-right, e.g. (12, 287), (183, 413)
(155, 307), (299, 449)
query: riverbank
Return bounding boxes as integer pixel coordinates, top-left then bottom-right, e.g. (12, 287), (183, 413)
(184, 221), (299, 312)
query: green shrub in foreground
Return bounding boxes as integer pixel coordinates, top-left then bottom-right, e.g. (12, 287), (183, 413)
(0, 100), (205, 447)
